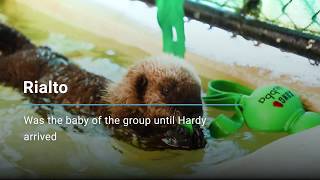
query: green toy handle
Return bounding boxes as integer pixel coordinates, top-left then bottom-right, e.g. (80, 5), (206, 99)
(206, 80), (253, 96)
(203, 80), (253, 111)
(203, 80), (254, 138)
(156, 0), (186, 58)
(287, 111), (320, 134)
(203, 94), (241, 111)
(209, 106), (245, 138)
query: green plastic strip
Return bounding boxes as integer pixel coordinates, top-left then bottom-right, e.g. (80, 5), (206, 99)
(156, 0), (186, 58)
(203, 80), (254, 138)
(180, 122), (194, 135)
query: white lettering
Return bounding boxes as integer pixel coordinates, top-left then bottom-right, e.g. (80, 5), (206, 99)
(23, 80), (68, 94)
(178, 116), (206, 126)
(23, 81), (34, 93)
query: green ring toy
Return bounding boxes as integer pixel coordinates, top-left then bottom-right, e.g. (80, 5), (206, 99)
(203, 80), (320, 138)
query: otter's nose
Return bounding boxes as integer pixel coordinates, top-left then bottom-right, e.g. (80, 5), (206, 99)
(177, 106), (203, 118)
(176, 92), (204, 118)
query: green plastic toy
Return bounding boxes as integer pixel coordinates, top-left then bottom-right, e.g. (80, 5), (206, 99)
(203, 80), (320, 138)
(156, 0), (186, 58)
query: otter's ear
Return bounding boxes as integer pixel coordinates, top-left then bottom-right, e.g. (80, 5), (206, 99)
(135, 74), (148, 101)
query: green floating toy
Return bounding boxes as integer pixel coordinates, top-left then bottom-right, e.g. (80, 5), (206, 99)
(203, 80), (320, 138)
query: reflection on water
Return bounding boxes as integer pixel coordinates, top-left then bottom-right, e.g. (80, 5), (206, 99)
(0, 0), (286, 178)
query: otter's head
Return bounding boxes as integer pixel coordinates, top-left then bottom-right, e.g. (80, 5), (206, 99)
(106, 55), (206, 150)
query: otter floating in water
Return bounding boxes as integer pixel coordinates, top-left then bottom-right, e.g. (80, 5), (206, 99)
(0, 23), (206, 150)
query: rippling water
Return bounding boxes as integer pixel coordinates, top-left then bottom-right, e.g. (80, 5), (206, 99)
(0, 0), (286, 178)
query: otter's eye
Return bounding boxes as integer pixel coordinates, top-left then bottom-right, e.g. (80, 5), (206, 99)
(161, 87), (170, 96)
(160, 79), (177, 96)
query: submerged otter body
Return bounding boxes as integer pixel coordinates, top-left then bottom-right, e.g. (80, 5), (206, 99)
(0, 23), (206, 150)
(0, 46), (111, 116)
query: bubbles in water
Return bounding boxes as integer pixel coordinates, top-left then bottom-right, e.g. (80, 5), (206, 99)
(73, 57), (127, 82)
(0, 13), (7, 23)
(203, 139), (248, 165)
(242, 131), (254, 140)
(43, 33), (95, 54)
(105, 50), (116, 56)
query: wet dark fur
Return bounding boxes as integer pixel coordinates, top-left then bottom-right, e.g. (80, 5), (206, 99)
(0, 23), (206, 150)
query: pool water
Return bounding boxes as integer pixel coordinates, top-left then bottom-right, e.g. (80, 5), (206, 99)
(0, 0), (287, 178)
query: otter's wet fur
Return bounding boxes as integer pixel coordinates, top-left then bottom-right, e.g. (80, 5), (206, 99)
(0, 23), (206, 150)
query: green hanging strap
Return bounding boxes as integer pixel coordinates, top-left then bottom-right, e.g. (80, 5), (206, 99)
(202, 80), (254, 138)
(156, 0), (186, 58)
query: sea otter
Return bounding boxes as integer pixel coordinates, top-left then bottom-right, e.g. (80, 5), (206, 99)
(0, 23), (206, 150)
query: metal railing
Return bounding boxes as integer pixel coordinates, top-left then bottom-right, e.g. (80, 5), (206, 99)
(139, 0), (320, 65)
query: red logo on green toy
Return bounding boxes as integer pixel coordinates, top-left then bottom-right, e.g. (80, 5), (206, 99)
(273, 101), (283, 108)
